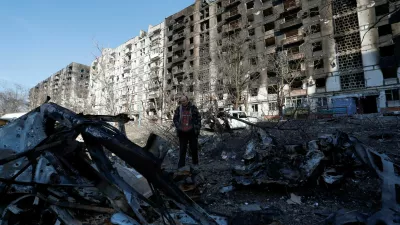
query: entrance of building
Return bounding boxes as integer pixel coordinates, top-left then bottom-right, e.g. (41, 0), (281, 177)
(359, 95), (378, 114)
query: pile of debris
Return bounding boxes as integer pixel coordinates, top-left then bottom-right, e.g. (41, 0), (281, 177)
(172, 166), (205, 201)
(0, 103), (226, 225)
(228, 127), (400, 224)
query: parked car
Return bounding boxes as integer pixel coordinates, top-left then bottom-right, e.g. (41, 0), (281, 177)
(218, 110), (258, 129)
(0, 112), (27, 126)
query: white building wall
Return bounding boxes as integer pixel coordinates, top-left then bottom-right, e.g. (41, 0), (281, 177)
(88, 22), (165, 116)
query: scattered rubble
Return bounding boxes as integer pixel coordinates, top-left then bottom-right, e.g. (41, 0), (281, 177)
(0, 103), (224, 225)
(2, 102), (400, 224)
(286, 194), (302, 205)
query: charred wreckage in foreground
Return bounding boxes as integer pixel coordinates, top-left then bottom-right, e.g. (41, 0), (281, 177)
(0, 103), (225, 225)
(0, 103), (399, 225)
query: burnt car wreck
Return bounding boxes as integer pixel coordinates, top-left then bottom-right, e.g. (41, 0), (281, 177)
(0, 103), (225, 225)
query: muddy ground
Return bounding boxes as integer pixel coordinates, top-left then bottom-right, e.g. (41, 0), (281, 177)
(127, 115), (400, 224)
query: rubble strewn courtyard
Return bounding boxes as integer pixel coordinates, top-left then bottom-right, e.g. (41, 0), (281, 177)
(0, 103), (399, 225)
(131, 115), (400, 225)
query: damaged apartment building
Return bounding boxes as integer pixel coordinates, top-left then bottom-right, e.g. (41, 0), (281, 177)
(30, 0), (400, 118)
(164, 0), (400, 117)
(89, 23), (165, 118)
(29, 62), (90, 112)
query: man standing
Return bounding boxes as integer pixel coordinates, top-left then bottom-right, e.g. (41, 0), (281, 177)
(173, 95), (201, 168)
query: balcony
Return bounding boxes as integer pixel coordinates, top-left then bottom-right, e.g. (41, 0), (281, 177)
(173, 23), (185, 32)
(279, 18), (302, 30)
(384, 78), (399, 85)
(288, 52), (304, 61)
(224, 21), (242, 33)
(283, 0), (301, 11)
(123, 63), (131, 71)
(149, 63), (160, 71)
(150, 52), (161, 61)
(290, 89), (307, 96)
(173, 32), (186, 42)
(225, 9), (241, 22)
(148, 92), (159, 99)
(172, 44), (184, 52)
(173, 67), (185, 75)
(224, 0), (241, 9)
(172, 55), (186, 64)
(124, 48), (132, 55)
(281, 35), (304, 46)
(150, 71), (159, 78)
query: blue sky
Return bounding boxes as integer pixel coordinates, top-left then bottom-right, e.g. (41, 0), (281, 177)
(0, 0), (192, 88)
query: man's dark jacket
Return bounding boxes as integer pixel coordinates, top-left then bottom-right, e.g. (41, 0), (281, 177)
(173, 103), (201, 135)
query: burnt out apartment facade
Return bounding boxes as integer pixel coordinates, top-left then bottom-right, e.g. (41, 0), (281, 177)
(29, 62), (91, 112)
(165, 0), (400, 116)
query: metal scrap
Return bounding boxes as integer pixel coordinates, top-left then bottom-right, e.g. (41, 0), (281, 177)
(0, 103), (221, 225)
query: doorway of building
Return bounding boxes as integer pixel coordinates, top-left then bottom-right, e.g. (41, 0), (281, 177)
(360, 95), (378, 114)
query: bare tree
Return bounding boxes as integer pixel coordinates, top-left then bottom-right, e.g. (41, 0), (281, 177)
(89, 42), (120, 115)
(213, 34), (261, 110)
(0, 81), (28, 115)
(262, 51), (307, 116)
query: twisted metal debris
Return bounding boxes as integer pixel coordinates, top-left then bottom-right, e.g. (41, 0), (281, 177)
(0, 103), (220, 225)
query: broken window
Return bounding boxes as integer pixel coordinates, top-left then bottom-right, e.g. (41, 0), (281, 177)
(386, 89), (400, 101)
(190, 26), (194, 32)
(168, 46), (172, 52)
(268, 85), (277, 94)
(248, 28), (255, 36)
(217, 14), (222, 22)
(250, 88), (258, 96)
(250, 57), (258, 65)
(375, 3), (389, 17)
(269, 102), (277, 110)
(289, 60), (301, 70)
(265, 37), (275, 47)
(249, 42), (256, 50)
(314, 59), (324, 69)
(264, 22), (275, 32)
(168, 57), (172, 63)
(312, 41), (322, 52)
(382, 68), (397, 79)
(378, 24), (392, 36)
(332, 0), (357, 15)
(190, 61), (194, 67)
(168, 36), (173, 42)
(288, 46), (300, 54)
(317, 97), (328, 107)
(252, 104), (259, 112)
(248, 14), (254, 23)
(190, 49), (194, 55)
(190, 15), (194, 21)
(246, 1), (254, 9)
(284, 0), (297, 9)
(311, 24), (321, 33)
(315, 77), (326, 87)
(190, 37), (194, 44)
(310, 7), (319, 17)
(268, 70), (277, 77)
(291, 77), (304, 89)
(380, 45), (395, 57)
(263, 8), (273, 17)
(285, 29), (298, 38)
